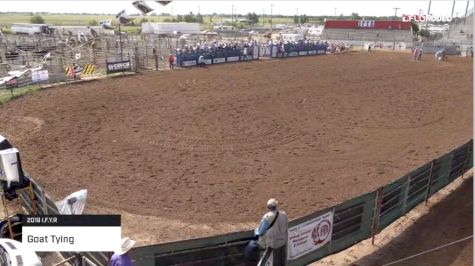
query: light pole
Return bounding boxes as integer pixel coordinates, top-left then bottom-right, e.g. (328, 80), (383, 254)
(464, 0), (470, 24)
(231, 5), (234, 28)
(270, 3), (274, 32)
(393, 7), (400, 19)
(262, 9), (265, 26)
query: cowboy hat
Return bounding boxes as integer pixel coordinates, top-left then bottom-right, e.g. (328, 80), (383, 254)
(116, 237), (136, 255)
(267, 198), (278, 208)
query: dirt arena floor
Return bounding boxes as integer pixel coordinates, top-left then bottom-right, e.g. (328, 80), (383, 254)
(0, 52), (472, 242)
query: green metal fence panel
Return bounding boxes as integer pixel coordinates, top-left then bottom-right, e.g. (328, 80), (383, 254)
(404, 162), (432, 212)
(330, 192), (375, 253)
(428, 152), (453, 196)
(130, 230), (253, 266)
(377, 175), (408, 231)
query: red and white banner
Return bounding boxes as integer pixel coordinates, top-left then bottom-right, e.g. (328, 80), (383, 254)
(287, 211), (333, 260)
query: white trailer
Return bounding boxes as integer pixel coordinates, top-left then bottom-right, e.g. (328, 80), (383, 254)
(10, 23), (53, 35)
(141, 22), (200, 35)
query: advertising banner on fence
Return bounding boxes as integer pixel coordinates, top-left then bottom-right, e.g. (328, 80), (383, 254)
(182, 60), (197, 66)
(32, 70), (49, 83)
(287, 211), (333, 260)
(106, 60), (131, 74)
(213, 58), (226, 64)
(227, 56), (239, 62)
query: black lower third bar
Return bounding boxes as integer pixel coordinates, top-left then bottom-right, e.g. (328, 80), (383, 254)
(22, 215), (121, 226)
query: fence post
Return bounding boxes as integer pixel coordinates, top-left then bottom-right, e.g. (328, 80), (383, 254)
(371, 187), (384, 245)
(461, 142), (472, 179)
(424, 160), (436, 206)
(134, 47), (139, 73)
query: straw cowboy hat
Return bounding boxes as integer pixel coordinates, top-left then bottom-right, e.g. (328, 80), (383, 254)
(116, 237), (136, 255)
(267, 198), (278, 208)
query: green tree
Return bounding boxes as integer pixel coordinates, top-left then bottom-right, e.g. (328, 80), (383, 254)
(88, 19), (98, 26)
(351, 13), (361, 19)
(196, 13), (203, 23)
(30, 15), (45, 24)
(177, 14), (183, 22)
(247, 12), (259, 24)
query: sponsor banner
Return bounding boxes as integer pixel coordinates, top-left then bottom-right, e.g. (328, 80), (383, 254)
(227, 56), (240, 62)
(204, 59), (212, 65)
(32, 70), (49, 83)
(298, 51), (308, 56)
(5, 77), (18, 88)
(358, 20), (375, 28)
(65, 64), (94, 76)
(106, 60), (131, 74)
(308, 50), (317, 55)
(253, 46), (259, 59)
(182, 60), (197, 66)
(288, 52), (298, 57)
(287, 211), (333, 261)
(317, 50), (326, 54)
(213, 58), (226, 64)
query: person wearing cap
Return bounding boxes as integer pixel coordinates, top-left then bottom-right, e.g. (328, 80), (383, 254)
(254, 198), (288, 266)
(109, 237), (136, 266)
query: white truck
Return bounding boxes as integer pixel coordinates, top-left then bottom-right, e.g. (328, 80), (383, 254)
(0, 239), (42, 266)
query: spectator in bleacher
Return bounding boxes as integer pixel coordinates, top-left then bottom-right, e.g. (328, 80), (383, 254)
(254, 198), (288, 266)
(109, 237), (136, 266)
(168, 54), (175, 69)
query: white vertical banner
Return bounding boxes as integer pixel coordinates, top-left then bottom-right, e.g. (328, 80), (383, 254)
(287, 211), (333, 260)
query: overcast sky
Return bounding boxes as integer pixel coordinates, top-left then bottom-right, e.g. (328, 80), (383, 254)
(0, 0), (472, 17)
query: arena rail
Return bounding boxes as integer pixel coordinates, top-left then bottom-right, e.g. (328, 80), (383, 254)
(13, 139), (472, 266)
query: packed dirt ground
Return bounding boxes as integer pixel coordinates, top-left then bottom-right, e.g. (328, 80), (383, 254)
(0, 52), (472, 244)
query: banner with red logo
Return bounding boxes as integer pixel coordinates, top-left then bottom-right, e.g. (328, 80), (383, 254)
(287, 211), (333, 260)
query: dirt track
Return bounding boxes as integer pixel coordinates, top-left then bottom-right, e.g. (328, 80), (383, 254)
(0, 53), (472, 239)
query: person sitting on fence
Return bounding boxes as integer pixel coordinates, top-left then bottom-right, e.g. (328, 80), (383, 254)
(109, 237), (136, 266)
(198, 55), (206, 67)
(168, 54), (175, 69)
(254, 198), (288, 266)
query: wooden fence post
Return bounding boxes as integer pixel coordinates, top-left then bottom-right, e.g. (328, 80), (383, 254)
(424, 160), (436, 206)
(371, 187), (384, 245)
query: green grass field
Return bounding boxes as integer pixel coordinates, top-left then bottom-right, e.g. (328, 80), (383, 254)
(0, 13), (294, 28)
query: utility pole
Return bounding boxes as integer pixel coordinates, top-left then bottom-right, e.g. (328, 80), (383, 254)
(334, 8), (337, 17)
(393, 7), (400, 19)
(270, 3), (274, 32)
(426, 0), (432, 30)
(296, 8), (299, 24)
(451, 0), (456, 18)
(464, 0), (470, 24)
(198, 5), (200, 14)
(231, 5), (234, 28)
(262, 9), (265, 26)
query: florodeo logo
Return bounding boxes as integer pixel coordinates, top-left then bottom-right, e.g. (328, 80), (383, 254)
(311, 219), (332, 245)
(402, 14), (452, 23)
